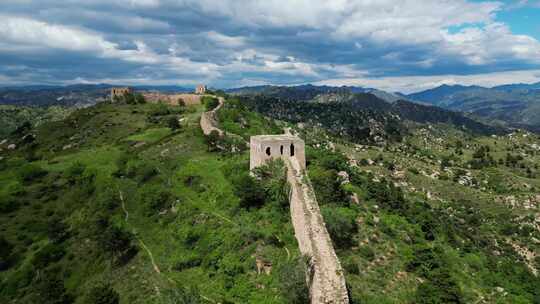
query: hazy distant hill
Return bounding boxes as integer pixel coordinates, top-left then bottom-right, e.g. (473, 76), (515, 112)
(0, 84), (193, 107)
(238, 87), (503, 144)
(407, 83), (540, 130)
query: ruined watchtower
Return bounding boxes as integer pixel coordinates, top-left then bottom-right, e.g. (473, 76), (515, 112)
(110, 87), (132, 101)
(195, 84), (207, 95)
(250, 135), (305, 170)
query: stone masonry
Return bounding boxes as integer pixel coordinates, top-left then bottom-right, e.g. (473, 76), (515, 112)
(110, 87), (132, 101)
(200, 96), (224, 136)
(195, 84), (207, 94)
(249, 135), (306, 171)
(142, 92), (203, 106)
(250, 134), (349, 304)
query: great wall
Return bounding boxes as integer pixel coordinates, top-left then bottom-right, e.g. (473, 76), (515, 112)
(109, 85), (350, 303)
(200, 96), (225, 136)
(201, 97), (350, 304)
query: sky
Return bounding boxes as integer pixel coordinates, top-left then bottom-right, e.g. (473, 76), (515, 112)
(0, 0), (539, 93)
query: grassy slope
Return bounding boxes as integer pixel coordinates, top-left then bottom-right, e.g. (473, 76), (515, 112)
(0, 101), (299, 303)
(300, 124), (540, 303)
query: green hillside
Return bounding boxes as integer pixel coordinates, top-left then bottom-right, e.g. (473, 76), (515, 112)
(1, 95), (539, 303)
(0, 100), (306, 303)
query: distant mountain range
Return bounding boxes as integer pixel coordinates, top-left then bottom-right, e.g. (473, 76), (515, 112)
(229, 82), (540, 132)
(2, 81), (540, 132)
(236, 86), (504, 143)
(406, 83), (540, 131)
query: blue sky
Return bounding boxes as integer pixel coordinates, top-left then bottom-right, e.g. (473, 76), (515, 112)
(0, 0), (539, 93)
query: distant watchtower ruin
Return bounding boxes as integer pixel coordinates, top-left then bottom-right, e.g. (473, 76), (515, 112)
(250, 135), (306, 170)
(195, 84), (207, 95)
(110, 87), (132, 101)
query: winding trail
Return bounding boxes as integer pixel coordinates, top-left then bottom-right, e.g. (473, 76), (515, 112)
(118, 189), (161, 274)
(200, 96), (225, 136)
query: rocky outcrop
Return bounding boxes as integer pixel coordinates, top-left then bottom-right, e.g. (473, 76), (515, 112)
(200, 97), (224, 136)
(286, 157), (349, 304)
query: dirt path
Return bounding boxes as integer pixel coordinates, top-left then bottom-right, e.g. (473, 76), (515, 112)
(118, 189), (161, 274)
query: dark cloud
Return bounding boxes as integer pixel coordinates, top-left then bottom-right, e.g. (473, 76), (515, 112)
(0, 0), (539, 91)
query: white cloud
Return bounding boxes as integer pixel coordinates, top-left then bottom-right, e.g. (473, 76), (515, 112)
(0, 15), (116, 52)
(205, 31), (246, 48)
(1, 1), (540, 88)
(442, 22), (540, 65)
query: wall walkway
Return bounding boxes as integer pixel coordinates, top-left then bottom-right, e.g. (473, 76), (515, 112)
(286, 157), (349, 304)
(200, 96), (225, 136)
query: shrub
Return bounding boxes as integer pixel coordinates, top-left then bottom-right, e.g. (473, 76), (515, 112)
(95, 185), (120, 211)
(99, 225), (136, 260)
(134, 163), (158, 183)
(47, 217), (69, 244)
(309, 166), (347, 204)
(65, 161), (86, 183)
(83, 283), (119, 304)
(18, 164), (47, 183)
(342, 256), (360, 275)
(278, 257), (309, 304)
(204, 130), (221, 152)
(252, 159), (289, 208)
(202, 96), (219, 111)
(135, 93), (146, 104)
(357, 246), (375, 262)
(177, 98), (186, 107)
(148, 103), (170, 116)
(233, 173), (265, 209)
(139, 184), (172, 216)
(32, 243), (65, 269)
(415, 268), (463, 304)
(172, 254), (202, 271)
(33, 268), (73, 304)
(167, 116), (181, 130)
(321, 206), (358, 248)
(0, 194), (19, 214)
(0, 236), (13, 271)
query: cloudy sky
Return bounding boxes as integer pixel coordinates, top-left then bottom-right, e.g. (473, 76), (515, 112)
(1, 0), (539, 93)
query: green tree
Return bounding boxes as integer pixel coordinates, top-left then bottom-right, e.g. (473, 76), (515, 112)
(135, 93), (146, 104)
(204, 130), (221, 152)
(177, 98), (186, 107)
(139, 184), (172, 216)
(234, 173), (265, 209)
(18, 164), (47, 183)
(47, 217), (69, 244)
(202, 96), (219, 111)
(83, 283), (120, 304)
(168, 116), (181, 130)
(321, 206), (358, 248)
(0, 236), (13, 270)
(278, 257), (309, 304)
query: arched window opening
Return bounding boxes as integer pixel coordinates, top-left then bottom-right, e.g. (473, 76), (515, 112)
(266, 147), (271, 156)
(290, 144), (295, 156)
(280, 145), (284, 155)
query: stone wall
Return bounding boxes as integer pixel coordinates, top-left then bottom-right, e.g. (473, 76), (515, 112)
(142, 93), (203, 106)
(110, 87), (132, 101)
(286, 157), (349, 304)
(200, 97), (224, 136)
